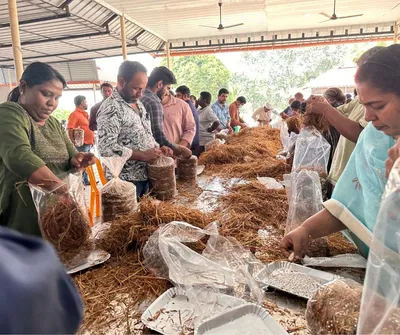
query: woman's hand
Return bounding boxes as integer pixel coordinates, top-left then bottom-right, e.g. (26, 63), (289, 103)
(305, 95), (330, 115)
(280, 226), (311, 260)
(386, 138), (400, 178)
(71, 152), (96, 169)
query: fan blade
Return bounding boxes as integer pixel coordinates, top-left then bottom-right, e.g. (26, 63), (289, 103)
(337, 14), (363, 19)
(199, 25), (217, 28)
(223, 23), (244, 29)
(319, 12), (332, 18)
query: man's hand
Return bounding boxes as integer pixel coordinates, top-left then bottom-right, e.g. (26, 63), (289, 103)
(142, 148), (162, 162)
(386, 139), (400, 178)
(173, 144), (192, 158)
(160, 146), (174, 157)
(71, 152), (96, 169)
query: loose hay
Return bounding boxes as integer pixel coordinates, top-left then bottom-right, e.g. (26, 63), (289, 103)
(206, 158), (289, 179)
(73, 253), (171, 334)
(41, 199), (92, 264)
(302, 113), (331, 134)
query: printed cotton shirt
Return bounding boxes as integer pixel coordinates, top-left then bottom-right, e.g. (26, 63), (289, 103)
(97, 89), (156, 182)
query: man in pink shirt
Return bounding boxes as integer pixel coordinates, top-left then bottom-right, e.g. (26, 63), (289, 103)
(162, 92), (196, 148)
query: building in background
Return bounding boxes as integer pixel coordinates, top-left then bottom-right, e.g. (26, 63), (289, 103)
(303, 65), (356, 96)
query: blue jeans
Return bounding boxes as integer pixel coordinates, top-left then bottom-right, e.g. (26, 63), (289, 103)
(134, 181), (149, 200)
(76, 144), (91, 185)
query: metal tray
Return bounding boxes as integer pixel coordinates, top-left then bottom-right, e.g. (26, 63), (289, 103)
(302, 254), (367, 269)
(255, 261), (341, 299)
(197, 165), (205, 176)
(141, 287), (246, 335)
(195, 303), (288, 335)
(67, 249), (110, 274)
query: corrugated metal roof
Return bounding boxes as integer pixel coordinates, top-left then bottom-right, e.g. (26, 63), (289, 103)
(0, 0), (166, 67)
(106, 0), (400, 53)
(0, 60), (114, 85)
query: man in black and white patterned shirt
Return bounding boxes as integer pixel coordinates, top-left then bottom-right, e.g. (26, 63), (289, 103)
(97, 61), (173, 198)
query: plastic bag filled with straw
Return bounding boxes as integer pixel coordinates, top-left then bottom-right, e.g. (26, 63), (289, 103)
(101, 155), (138, 223)
(30, 173), (92, 266)
(147, 156), (176, 201)
(177, 155), (198, 181)
(306, 278), (363, 335)
(72, 128), (84, 147)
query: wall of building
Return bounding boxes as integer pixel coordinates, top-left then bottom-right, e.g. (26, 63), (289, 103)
(0, 86), (10, 102)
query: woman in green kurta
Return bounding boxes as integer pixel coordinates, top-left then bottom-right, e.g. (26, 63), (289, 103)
(0, 62), (95, 236)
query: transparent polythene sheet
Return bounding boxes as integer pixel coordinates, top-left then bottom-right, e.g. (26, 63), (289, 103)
(284, 170), (323, 235)
(143, 221), (264, 327)
(357, 158), (400, 334)
(292, 126), (331, 175)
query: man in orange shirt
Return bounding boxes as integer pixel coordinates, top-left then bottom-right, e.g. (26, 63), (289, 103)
(229, 96), (247, 131)
(67, 95), (94, 185)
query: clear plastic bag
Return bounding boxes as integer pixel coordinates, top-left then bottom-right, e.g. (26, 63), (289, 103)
(72, 127), (84, 147)
(280, 122), (289, 150)
(256, 177), (284, 190)
(302, 254), (367, 269)
(177, 155), (198, 181)
(357, 158), (400, 334)
(147, 156), (176, 200)
(143, 221), (264, 326)
(101, 155), (137, 223)
(306, 278), (363, 335)
(284, 170), (328, 257)
(292, 126), (331, 175)
(30, 172), (93, 266)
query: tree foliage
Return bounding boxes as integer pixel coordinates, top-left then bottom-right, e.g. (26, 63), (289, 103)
(161, 55), (231, 100)
(52, 108), (72, 121)
(230, 45), (353, 110)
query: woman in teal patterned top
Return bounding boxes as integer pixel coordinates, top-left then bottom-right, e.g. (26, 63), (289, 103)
(0, 62), (95, 236)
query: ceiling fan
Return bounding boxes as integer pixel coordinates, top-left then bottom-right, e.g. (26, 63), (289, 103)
(319, 0), (363, 23)
(200, 0), (244, 30)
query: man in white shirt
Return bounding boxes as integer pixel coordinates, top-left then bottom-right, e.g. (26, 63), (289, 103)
(195, 91), (221, 157)
(252, 102), (273, 126)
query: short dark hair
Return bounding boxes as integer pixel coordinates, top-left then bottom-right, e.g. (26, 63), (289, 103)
(290, 100), (301, 110)
(100, 82), (113, 90)
(74, 95), (86, 107)
(176, 85), (191, 96)
(117, 60), (147, 83)
(355, 44), (400, 96)
(190, 95), (196, 100)
(237, 96), (246, 104)
(200, 91), (212, 104)
(323, 87), (346, 107)
(218, 88), (229, 96)
(148, 66), (177, 87)
(7, 62), (66, 103)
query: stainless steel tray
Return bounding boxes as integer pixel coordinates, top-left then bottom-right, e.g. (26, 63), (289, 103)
(255, 261), (341, 299)
(302, 254), (367, 268)
(195, 303), (288, 335)
(141, 287), (246, 335)
(67, 249), (110, 274)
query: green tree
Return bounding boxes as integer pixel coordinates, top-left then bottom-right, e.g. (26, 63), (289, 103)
(230, 45), (354, 111)
(161, 55), (231, 99)
(351, 41), (389, 64)
(52, 108), (72, 121)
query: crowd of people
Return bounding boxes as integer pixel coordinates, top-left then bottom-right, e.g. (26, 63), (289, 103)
(0, 43), (399, 332)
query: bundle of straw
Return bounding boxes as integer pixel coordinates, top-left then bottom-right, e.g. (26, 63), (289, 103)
(41, 199), (92, 264)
